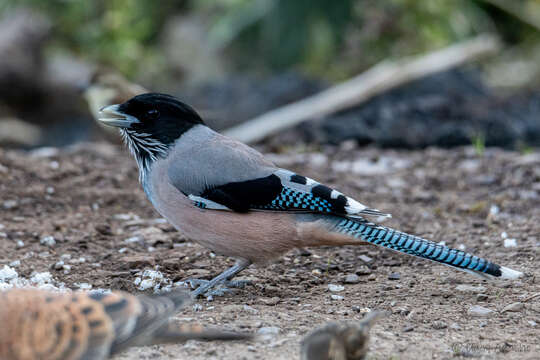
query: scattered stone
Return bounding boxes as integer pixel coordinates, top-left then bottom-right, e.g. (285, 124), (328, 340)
(63, 264), (71, 274)
(344, 274), (360, 284)
(449, 323), (461, 330)
(16, 240), (24, 248)
(311, 269), (322, 276)
(527, 320), (537, 327)
(432, 321), (447, 329)
(124, 236), (142, 244)
(388, 272), (401, 280)
(331, 294), (344, 300)
(403, 325), (414, 332)
(328, 284), (345, 292)
(75, 282), (92, 290)
(257, 327), (280, 336)
(501, 302), (525, 313)
(476, 294), (489, 302)
(53, 261), (64, 270)
(121, 255), (155, 268)
(242, 305), (259, 314)
(456, 284), (487, 293)
(468, 305), (494, 317)
(9, 260), (20, 267)
(355, 266), (372, 276)
(0, 265), (18, 282)
(504, 238), (517, 248)
(40, 235), (56, 247)
(358, 255), (373, 263)
(95, 224), (113, 236)
(3, 200), (18, 209)
(259, 297), (280, 306)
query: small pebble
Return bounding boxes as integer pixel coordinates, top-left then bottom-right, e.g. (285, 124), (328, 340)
(456, 284), (487, 293)
(501, 302), (524, 313)
(355, 266), (372, 276)
(40, 236), (56, 247)
(344, 274), (360, 284)
(2, 200), (18, 209)
(468, 305), (493, 317)
(9, 260), (20, 267)
(53, 261), (64, 270)
(257, 327), (280, 336)
(504, 239), (517, 248)
(16, 240), (24, 248)
(358, 255), (373, 263)
(432, 321), (447, 329)
(328, 284), (344, 292)
(331, 294), (344, 300)
(260, 297), (280, 306)
(388, 272), (401, 280)
(476, 294), (489, 301)
(403, 325), (414, 332)
(527, 320), (537, 327)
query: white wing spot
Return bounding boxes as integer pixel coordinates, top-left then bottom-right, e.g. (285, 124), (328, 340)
(305, 177), (317, 186)
(344, 197), (367, 214)
(330, 189), (342, 199)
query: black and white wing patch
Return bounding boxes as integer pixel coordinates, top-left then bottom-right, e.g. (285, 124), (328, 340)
(188, 169), (391, 219)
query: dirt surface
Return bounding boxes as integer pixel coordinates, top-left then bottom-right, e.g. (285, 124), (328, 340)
(0, 142), (539, 359)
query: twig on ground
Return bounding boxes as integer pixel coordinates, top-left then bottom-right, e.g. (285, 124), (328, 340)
(224, 34), (501, 144)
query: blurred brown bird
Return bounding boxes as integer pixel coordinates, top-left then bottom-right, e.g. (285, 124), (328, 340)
(300, 311), (385, 360)
(0, 288), (251, 360)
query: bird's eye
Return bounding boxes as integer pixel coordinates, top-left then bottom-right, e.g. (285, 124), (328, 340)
(147, 109), (159, 119)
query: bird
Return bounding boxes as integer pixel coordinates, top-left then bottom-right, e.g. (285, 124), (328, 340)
(98, 92), (523, 297)
(300, 311), (385, 360)
(0, 288), (251, 360)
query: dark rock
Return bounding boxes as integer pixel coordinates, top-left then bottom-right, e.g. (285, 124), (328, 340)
(293, 69), (540, 149)
(388, 272), (401, 280)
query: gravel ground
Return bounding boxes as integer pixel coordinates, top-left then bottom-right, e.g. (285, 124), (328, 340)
(0, 142), (539, 359)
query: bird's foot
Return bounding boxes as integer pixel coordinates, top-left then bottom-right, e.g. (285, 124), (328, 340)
(186, 279), (252, 299)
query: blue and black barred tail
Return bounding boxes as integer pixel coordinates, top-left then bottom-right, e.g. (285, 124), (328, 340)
(331, 217), (522, 280)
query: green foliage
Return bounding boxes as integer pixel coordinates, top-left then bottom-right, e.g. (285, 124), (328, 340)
(204, 0), (496, 78)
(1, 0), (539, 80)
(0, 0), (186, 75)
(471, 133), (486, 156)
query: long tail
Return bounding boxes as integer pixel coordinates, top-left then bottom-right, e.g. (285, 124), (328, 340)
(328, 217), (522, 280)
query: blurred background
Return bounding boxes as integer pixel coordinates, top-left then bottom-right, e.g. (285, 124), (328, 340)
(0, 0), (539, 150)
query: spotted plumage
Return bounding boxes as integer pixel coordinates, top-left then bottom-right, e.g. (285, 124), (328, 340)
(0, 288), (251, 360)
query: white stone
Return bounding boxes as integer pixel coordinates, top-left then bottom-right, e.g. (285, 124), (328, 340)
(504, 238), (517, 248)
(328, 284), (345, 292)
(40, 235), (56, 247)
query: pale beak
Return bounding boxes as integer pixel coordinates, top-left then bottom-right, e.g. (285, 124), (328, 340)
(98, 104), (140, 128)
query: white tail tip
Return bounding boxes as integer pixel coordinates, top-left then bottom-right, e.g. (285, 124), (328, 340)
(499, 266), (523, 280)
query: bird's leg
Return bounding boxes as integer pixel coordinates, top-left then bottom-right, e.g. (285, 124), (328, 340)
(189, 259), (251, 298)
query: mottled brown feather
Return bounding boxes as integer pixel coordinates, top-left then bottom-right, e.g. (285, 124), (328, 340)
(0, 288), (249, 360)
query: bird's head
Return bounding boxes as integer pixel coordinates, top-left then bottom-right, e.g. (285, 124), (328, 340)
(98, 93), (204, 177)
